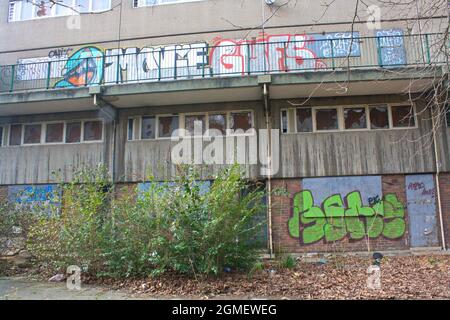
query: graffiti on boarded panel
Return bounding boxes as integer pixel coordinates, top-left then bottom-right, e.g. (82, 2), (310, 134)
(288, 176), (406, 244)
(13, 31), (364, 87)
(7, 184), (59, 205)
(376, 29), (406, 66)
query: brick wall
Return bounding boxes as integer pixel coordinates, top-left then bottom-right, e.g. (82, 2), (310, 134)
(271, 175), (410, 253)
(0, 186), (7, 203)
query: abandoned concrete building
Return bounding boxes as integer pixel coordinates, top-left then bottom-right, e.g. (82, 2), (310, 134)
(0, 0), (449, 254)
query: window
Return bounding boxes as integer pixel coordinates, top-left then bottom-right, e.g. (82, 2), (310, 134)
(128, 118), (135, 140)
(185, 114), (206, 135)
(9, 124), (22, 146)
(446, 105), (450, 127)
(392, 105), (415, 128)
(134, 0), (202, 7)
(281, 110), (288, 134)
(45, 123), (64, 143)
(315, 108), (338, 131)
(369, 105), (389, 129)
(296, 108), (313, 132)
(158, 115), (179, 138)
(208, 114), (227, 135)
(84, 121), (103, 141)
(230, 112), (253, 132)
(141, 116), (156, 140)
(0, 126), (3, 147)
(8, 0), (111, 22)
(23, 124), (42, 144)
(344, 107), (367, 129)
(66, 122), (81, 143)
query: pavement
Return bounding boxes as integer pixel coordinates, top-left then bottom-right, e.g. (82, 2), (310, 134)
(0, 276), (147, 300)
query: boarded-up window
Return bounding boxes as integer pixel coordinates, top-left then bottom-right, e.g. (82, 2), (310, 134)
(141, 116), (156, 139)
(46, 123), (64, 143)
(158, 115), (179, 138)
(344, 107), (367, 129)
(230, 112), (252, 132)
(84, 121), (102, 141)
(209, 114), (226, 135)
(296, 108), (312, 132)
(315, 108), (338, 131)
(65, 122), (81, 143)
(23, 124), (42, 144)
(392, 105), (415, 128)
(185, 115), (206, 135)
(370, 105), (389, 129)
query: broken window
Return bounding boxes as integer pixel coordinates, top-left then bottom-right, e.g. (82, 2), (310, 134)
(369, 105), (389, 129)
(208, 114), (227, 135)
(392, 105), (415, 128)
(158, 115), (179, 138)
(185, 114), (206, 135)
(344, 107), (367, 129)
(23, 124), (42, 144)
(230, 112), (253, 132)
(46, 123), (64, 143)
(296, 108), (313, 132)
(141, 116), (156, 139)
(315, 108), (338, 131)
(9, 124), (22, 146)
(65, 122), (81, 143)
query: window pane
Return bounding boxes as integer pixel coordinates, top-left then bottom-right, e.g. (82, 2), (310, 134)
(128, 119), (134, 140)
(9, 124), (22, 146)
(158, 116), (179, 138)
(21, 1), (35, 20)
(92, 0), (110, 11)
(65, 122), (81, 143)
(0, 126), (3, 146)
(209, 114), (226, 135)
(84, 121), (103, 141)
(281, 110), (288, 133)
(55, 0), (73, 15)
(344, 108), (367, 129)
(316, 108), (338, 131)
(185, 115), (206, 135)
(230, 112), (252, 132)
(296, 108), (312, 132)
(76, 0), (90, 12)
(141, 116), (156, 139)
(24, 124), (42, 144)
(46, 123), (64, 143)
(392, 105), (415, 128)
(446, 105), (450, 127)
(370, 105), (389, 129)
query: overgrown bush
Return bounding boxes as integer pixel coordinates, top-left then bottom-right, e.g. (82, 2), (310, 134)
(25, 164), (266, 278)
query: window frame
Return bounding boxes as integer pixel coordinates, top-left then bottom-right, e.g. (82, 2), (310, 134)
(8, 0), (112, 22)
(281, 103), (417, 134)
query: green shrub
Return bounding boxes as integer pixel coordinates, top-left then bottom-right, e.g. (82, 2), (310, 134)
(279, 254), (297, 269)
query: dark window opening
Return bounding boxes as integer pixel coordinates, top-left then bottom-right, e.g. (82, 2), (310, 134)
(296, 108), (313, 132)
(316, 108), (338, 131)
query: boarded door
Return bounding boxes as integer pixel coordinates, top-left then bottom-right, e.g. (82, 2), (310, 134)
(405, 175), (439, 247)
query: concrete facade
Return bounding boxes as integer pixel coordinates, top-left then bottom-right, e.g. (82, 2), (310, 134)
(0, 0), (449, 254)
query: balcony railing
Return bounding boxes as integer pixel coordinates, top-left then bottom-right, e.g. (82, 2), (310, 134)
(0, 33), (447, 93)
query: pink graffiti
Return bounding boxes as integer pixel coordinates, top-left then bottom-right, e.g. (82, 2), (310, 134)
(209, 33), (326, 75)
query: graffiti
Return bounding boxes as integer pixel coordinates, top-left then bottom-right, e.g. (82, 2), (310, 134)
(7, 184), (59, 205)
(376, 29), (406, 66)
(48, 48), (73, 59)
(14, 31), (362, 87)
(55, 47), (104, 88)
(287, 176), (406, 244)
(288, 190), (406, 244)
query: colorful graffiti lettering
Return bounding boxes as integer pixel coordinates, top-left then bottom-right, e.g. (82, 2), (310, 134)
(288, 190), (406, 244)
(376, 29), (406, 66)
(7, 184), (60, 205)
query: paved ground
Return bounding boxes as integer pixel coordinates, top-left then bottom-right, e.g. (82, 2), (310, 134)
(0, 276), (147, 300)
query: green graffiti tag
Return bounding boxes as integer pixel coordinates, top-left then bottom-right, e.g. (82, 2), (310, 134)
(288, 190), (406, 244)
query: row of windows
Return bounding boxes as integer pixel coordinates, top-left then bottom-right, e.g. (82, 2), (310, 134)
(0, 120), (103, 147)
(281, 104), (417, 134)
(8, 0), (199, 22)
(8, 0), (111, 21)
(128, 111), (254, 140)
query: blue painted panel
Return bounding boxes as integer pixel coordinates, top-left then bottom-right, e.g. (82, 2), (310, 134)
(302, 176), (382, 207)
(376, 29), (406, 66)
(310, 32), (361, 58)
(405, 175), (439, 247)
(8, 184), (60, 205)
(137, 180), (211, 197)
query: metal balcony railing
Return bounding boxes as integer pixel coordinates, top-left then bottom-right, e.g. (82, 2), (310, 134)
(0, 33), (448, 93)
